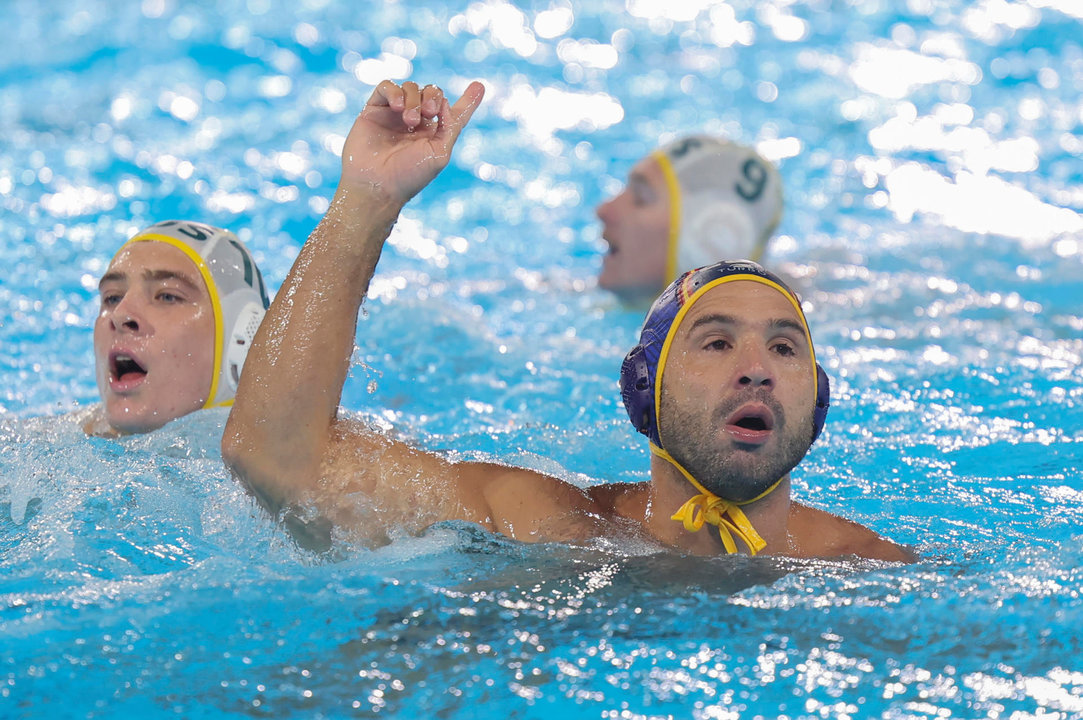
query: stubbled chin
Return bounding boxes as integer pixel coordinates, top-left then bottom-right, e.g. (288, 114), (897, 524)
(597, 257), (618, 288)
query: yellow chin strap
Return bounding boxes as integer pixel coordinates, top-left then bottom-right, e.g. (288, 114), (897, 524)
(650, 442), (782, 555)
(648, 273), (815, 555)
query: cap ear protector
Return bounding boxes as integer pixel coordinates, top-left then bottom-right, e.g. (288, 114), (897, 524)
(620, 346), (830, 446)
(118, 220), (270, 408)
(619, 260), (829, 449)
(619, 343), (657, 442)
(812, 362), (830, 444)
(226, 301), (267, 387)
(679, 202), (759, 276)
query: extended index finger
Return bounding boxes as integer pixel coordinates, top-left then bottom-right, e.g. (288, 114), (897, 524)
(439, 81), (486, 143)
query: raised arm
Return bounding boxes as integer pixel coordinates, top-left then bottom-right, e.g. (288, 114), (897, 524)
(222, 80), (485, 520)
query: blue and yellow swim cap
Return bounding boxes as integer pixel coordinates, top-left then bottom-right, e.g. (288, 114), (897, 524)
(620, 259), (828, 449)
(653, 135), (783, 284)
(118, 220), (270, 408)
(618, 260), (830, 554)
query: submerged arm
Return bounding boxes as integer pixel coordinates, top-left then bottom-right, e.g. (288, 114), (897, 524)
(223, 80), (485, 519)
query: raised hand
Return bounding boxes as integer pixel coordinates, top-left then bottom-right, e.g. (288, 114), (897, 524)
(337, 79), (485, 206)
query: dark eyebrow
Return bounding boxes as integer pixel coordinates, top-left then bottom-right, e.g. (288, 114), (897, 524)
(688, 313), (740, 331)
(627, 171), (657, 194)
(98, 270), (126, 289)
(687, 313), (808, 337)
(769, 318), (809, 336)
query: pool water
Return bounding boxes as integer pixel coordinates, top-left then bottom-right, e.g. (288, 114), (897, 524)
(3, 1), (1082, 717)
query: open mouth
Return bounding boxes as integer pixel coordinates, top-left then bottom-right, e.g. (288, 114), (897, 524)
(600, 230), (617, 255)
(734, 415), (769, 431)
(111, 353), (147, 383)
(725, 405), (775, 444)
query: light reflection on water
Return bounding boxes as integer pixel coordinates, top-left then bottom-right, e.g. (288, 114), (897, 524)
(2, 0), (1083, 717)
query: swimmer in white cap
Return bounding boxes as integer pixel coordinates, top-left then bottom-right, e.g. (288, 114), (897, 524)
(597, 135), (783, 304)
(85, 220), (269, 436)
(223, 78), (912, 562)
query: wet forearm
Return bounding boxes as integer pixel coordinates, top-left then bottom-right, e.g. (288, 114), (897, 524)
(223, 185), (403, 506)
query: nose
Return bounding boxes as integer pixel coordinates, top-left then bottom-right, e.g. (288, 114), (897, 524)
(109, 296), (144, 334)
(596, 192), (620, 223)
(734, 344), (775, 390)
(738, 369), (773, 389)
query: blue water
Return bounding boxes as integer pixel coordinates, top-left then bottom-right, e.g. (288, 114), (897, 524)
(3, 1), (1082, 717)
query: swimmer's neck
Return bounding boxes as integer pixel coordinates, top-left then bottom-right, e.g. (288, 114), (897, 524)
(644, 454), (793, 556)
(81, 405), (121, 438)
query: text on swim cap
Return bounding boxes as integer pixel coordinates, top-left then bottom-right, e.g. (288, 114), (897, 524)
(736, 158), (769, 202)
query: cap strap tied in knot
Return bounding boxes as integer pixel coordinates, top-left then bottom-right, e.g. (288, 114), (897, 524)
(651, 442), (778, 556)
(670, 492), (766, 554)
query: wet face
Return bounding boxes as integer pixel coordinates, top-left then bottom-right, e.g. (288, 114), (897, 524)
(596, 155), (672, 301)
(657, 281), (816, 501)
(93, 241), (216, 434)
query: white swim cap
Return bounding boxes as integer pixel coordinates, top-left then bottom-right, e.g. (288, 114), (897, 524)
(118, 220), (270, 408)
(652, 135), (783, 283)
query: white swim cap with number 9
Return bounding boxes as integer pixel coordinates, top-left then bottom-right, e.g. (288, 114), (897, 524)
(652, 135), (783, 283)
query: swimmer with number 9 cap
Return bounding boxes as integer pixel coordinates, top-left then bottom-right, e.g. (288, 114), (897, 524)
(85, 220), (269, 436)
(597, 135), (783, 304)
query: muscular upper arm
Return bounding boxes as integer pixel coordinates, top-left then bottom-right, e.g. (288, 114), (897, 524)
(461, 464), (604, 544)
(311, 419), (603, 546)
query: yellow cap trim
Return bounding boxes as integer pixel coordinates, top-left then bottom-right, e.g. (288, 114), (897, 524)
(648, 272), (818, 554)
(652, 150), (682, 285)
(653, 274), (817, 436)
(121, 233), (225, 409)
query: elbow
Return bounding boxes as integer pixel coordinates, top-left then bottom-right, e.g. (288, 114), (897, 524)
(222, 411), (328, 518)
(221, 416), (336, 554)
(222, 403), (276, 480)
(221, 419), (250, 478)
(221, 417), (280, 514)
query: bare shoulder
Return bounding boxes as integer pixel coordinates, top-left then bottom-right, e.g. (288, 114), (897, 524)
(790, 502), (916, 562)
(313, 418), (614, 545)
(586, 482), (648, 518)
(463, 463), (609, 543)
